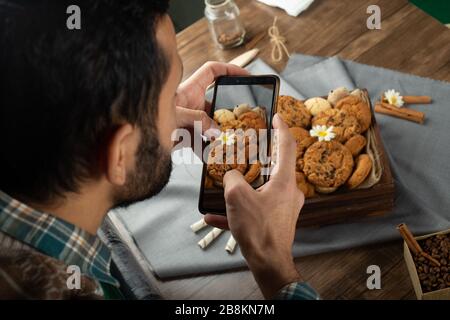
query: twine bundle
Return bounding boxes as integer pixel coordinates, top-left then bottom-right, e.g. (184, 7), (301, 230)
(268, 17), (290, 63)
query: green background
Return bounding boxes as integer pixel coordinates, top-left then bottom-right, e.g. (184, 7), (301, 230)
(410, 0), (450, 24)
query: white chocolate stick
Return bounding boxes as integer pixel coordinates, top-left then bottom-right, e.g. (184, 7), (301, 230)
(198, 228), (224, 249)
(190, 218), (208, 233)
(225, 235), (237, 254)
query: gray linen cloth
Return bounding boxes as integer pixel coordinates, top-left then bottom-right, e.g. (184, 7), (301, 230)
(113, 54), (450, 279)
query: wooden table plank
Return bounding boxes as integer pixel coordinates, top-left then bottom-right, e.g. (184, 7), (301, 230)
(151, 0), (450, 300)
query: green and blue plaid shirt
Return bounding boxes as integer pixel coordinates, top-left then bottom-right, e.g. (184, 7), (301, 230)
(0, 189), (319, 300)
(0, 190), (119, 288)
(274, 282), (320, 300)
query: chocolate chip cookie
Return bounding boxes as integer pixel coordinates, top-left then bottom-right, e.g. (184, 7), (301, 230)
(289, 127), (316, 171)
(296, 172), (316, 199)
(303, 141), (354, 188)
(335, 95), (372, 133)
(346, 154), (372, 189)
(277, 95), (311, 128)
(238, 111), (267, 131)
(344, 134), (367, 157)
(312, 108), (362, 143)
(207, 141), (247, 186)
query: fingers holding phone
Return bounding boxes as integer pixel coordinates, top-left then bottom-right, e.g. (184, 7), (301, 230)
(220, 113), (304, 299)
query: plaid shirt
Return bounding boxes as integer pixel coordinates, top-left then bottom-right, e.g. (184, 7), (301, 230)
(0, 190), (318, 300)
(0, 190), (118, 287)
(274, 282), (320, 300)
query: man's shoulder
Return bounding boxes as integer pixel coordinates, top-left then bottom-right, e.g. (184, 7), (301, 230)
(0, 241), (102, 299)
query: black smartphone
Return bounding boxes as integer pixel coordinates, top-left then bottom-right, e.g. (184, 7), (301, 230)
(198, 75), (280, 215)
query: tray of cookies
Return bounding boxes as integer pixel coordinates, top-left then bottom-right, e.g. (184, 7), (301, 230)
(277, 88), (395, 227)
(202, 88), (394, 227)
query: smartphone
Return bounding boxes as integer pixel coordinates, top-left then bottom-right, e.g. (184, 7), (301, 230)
(198, 75), (280, 215)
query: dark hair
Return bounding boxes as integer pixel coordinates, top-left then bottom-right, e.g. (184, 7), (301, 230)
(0, 0), (170, 203)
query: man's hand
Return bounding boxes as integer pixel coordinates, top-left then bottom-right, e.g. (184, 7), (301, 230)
(175, 61), (249, 132)
(205, 114), (305, 299)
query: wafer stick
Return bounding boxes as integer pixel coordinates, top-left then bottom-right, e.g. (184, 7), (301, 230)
(225, 235), (237, 254)
(397, 223), (441, 267)
(198, 228), (224, 249)
(190, 218), (208, 233)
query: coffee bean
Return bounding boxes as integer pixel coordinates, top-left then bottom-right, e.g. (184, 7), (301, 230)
(413, 233), (450, 293)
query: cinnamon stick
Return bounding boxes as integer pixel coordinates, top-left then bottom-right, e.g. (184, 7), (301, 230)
(381, 102), (425, 119)
(397, 223), (422, 255)
(397, 223), (441, 267)
(403, 96), (432, 104)
(374, 103), (425, 124)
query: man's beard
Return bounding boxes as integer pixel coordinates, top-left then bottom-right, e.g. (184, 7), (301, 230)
(112, 126), (172, 209)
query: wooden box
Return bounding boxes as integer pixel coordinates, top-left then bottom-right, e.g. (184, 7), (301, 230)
(403, 229), (450, 300)
(297, 90), (395, 227)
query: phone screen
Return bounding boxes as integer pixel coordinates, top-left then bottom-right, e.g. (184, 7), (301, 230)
(198, 75), (279, 214)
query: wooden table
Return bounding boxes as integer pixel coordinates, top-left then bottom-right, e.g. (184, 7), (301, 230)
(152, 0), (450, 299)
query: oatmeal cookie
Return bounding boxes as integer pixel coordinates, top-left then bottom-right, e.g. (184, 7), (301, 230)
(304, 97), (332, 116)
(277, 95), (311, 128)
(289, 127), (316, 171)
(327, 87), (350, 106)
(312, 108), (362, 142)
(303, 141), (354, 188)
(346, 154), (372, 189)
(244, 161), (261, 184)
(252, 106), (267, 122)
(335, 95), (372, 133)
(220, 119), (244, 132)
(214, 109), (235, 124)
(204, 175), (214, 189)
(233, 104), (252, 118)
(315, 186), (338, 194)
(207, 141), (247, 186)
(344, 134), (367, 157)
(238, 111), (267, 131)
(296, 172), (316, 199)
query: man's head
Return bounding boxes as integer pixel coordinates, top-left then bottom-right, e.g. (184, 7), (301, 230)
(0, 1), (182, 208)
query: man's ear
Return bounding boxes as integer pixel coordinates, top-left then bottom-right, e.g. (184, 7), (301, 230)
(106, 123), (137, 186)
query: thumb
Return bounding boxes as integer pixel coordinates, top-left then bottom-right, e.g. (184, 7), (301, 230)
(270, 113), (297, 183)
(223, 169), (254, 206)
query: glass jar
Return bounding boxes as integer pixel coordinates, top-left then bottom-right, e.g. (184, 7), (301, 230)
(204, 0), (246, 49)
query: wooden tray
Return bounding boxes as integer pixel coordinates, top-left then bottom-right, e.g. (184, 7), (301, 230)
(297, 90), (395, 227)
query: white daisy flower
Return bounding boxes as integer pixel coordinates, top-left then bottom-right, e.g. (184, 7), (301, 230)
(218, 131), (236, 145)
(310, 125), (336, 142)
(384, 89), (404, 107)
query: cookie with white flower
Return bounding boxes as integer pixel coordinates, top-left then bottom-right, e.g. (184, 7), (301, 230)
(303, 141), (354, 188)
(207, 133), (248, 186)
(312, 108), (362, 143)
